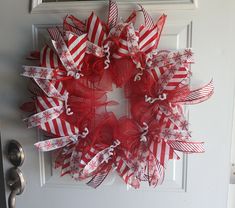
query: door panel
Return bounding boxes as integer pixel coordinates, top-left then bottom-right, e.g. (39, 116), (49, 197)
(0, 0), (234, 208)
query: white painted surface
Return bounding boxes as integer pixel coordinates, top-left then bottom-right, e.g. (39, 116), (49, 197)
(228, 94), (235, 207)
(0, 0), (235, 208)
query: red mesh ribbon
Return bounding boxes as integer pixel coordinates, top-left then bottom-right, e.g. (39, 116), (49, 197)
(21, 1), (214, 189)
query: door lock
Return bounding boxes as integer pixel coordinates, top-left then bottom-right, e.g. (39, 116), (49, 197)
(7, 167), (25, 208)
(7, 140), (25, 167)
(6, 140), (25, 208)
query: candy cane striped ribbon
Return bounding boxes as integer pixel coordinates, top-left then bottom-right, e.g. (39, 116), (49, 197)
(125, 10), (137, 24)
(149, 140), (179, 168)
(158, 65), (189, 93)
(115, 156), (140, 189)
(155, 14), (167, 49)
(79, 147), (99, 172)
(178, 80), (214, 105)
(81, 140), (120, 177)
(36, 95), (78, 135)
(125, 14), (167, 69)
(70, 149), (83, 180)
(138, 24), (159, 54)
(107, 0), (118, 30)
(138, 4), (154, 29)
(86, 168), (111, 189)
(48, 27), (83, 79)
(148, 153), (165, 187)
(66, 32), (87, 70)
(111, 23), (129, 59)
(26, 105), (63, 128)
(40, 45), (63, 69)
(63, 15), (86, 36)
(138, 14), (166, 54)
(167, 140), (205, 153)
(151, 49), (193, 90)
(34, 79), (65, 99)
(158, 105), (190, 132)
(61, 144), (76, 176)
(87, 12), (106, 47)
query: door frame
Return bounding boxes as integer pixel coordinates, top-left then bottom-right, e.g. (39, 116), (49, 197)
(30, 0), (198, 14)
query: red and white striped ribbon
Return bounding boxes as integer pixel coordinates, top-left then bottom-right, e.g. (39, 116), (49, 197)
(61, 143), (76, 176)
(115, 156), (140, 189)
(148, 153), (165, 187)
(138, 25), (159, 54)
(167, 140), (205, 153)
(48, 27), (63, 42)
(154, 14), (167, 49)
(112, 38), (129, 59)
(26, 105), (63, 128)
(51, 39), (80, 78)
(35, 92), (79, 137)
(48, 27), (83, 79)
(125, 10), (137, 24)
(34, 79), (65, 99)
(87, 12), (106, 47)
(150, 50), (193, 90)
(40, 45), (63, 69)
(107, 0), (118, 30)
(138, 4), (154, 29)
(156, 65), (189, 93)
(158, 105), (190, 132)
(81, 140), (120, 177)
(178, 80), (214, 105)
(63, 15), (86, 36)
(38, 113), (79, 138)
(86, 169), (111, 188)
(66, 32), (87, 69)
(149, 140), (179, 168)
(70, 149), (83, 180)
(79, 147), (98, 171)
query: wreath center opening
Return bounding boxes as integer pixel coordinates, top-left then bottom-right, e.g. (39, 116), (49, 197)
(106, 85), (128, 118)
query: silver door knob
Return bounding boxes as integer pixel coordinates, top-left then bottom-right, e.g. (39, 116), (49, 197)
(7, 140), (25, 167)
(7, 167), (25, 208)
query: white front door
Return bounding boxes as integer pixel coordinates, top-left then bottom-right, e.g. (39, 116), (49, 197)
(0, 0), (234, 208)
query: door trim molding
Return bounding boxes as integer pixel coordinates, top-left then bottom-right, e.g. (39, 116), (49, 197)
(32, 18), (192, 191)
(31, 0), (198, 14)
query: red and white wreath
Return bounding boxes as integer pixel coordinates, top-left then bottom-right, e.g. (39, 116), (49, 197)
(21, 1), (213, 189)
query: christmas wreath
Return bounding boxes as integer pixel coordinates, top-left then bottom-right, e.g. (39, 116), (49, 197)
(21, 1), (213, 188)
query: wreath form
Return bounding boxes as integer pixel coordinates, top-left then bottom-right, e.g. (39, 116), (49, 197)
(21, 1), (213, 189)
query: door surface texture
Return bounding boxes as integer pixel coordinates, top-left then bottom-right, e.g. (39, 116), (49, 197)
(0, 1), (235, 208)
